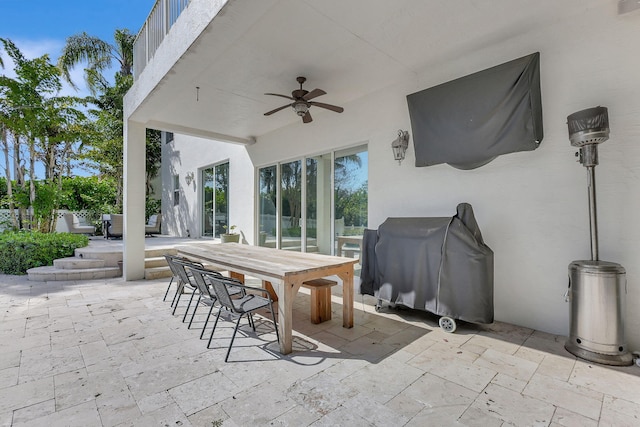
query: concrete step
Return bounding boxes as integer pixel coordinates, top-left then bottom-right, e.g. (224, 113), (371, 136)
(75, 248), (122, 267)
(145, 266), (172, 280)
(145, 247), (177, 258)
(54, 257), (105, 270)
(27, 265), (122, 281)
(145, 256), (168, 269)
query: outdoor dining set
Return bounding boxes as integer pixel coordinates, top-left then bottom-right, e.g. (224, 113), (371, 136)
(161, 242), (358, 360)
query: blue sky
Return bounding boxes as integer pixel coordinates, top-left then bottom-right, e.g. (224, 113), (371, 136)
(1, 0), (155, 92)
(1, 0), (156, 178)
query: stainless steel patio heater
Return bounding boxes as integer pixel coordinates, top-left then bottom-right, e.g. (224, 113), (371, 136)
(565, 106), (632, 366)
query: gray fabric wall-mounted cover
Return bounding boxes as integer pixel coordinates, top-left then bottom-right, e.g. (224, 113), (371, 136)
(407, 52), (543, 170)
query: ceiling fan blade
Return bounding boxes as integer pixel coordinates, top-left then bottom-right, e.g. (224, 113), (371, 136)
(309, 101), (344, 113)
(302, 111), (313, 123)
(303, 88), (326, 101)
(264, 104), (292, 116)
(265, 93), (295, 101)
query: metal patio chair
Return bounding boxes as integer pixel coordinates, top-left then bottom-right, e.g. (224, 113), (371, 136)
(192, 267), (280, 362)
(164, 255), (207, 320)
(186, 265), (243, 338)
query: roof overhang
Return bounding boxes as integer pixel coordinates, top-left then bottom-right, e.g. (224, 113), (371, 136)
(124, 0), (609, 143)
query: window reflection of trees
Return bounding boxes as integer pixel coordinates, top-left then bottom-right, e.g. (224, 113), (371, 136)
(281, 160), (301, 237)
(202, 163), (228, 238)
(257, 147), (367, 248)
(335, 153), (368, 230)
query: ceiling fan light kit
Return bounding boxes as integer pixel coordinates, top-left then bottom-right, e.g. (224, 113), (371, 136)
(264, 76), (344, 123)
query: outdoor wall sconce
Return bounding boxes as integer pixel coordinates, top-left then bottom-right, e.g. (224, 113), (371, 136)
(391, 130), (410, 164)
(185, 171), (195, 186)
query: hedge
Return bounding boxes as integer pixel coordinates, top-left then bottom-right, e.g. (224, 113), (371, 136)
(0, 231), (89, 275)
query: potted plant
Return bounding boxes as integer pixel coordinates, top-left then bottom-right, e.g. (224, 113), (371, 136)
(220, 225), (240, 243)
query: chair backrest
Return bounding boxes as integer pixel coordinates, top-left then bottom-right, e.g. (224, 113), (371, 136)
(63, 213), (75, 230)
(170, 257), (196, 285)
(109, 214), (124, 235)
(146, 214), (162, 233)
(187, 266), (225, 298)
(164, 254), (185, 281)
(207, 274), (238, 311)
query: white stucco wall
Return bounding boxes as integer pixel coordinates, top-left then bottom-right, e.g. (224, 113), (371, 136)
(245, 5), (640, 349)
(158, 4), (640, 350)
(161, 134), (255, 242)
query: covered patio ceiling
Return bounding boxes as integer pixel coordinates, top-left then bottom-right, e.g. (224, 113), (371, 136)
(129, 0), (608, 143)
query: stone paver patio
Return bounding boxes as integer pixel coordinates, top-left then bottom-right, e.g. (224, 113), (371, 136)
(1, 272), (640, 426)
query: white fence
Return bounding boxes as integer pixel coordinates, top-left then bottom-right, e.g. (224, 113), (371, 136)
(0, 209), (93, 233)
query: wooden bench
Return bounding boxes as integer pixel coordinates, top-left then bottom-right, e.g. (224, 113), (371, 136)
(302, 278), (338, 324)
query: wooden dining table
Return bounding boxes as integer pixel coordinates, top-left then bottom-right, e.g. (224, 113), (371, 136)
(175, 242), (359, 354)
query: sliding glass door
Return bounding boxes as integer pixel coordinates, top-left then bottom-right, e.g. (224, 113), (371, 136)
(201, 162), (229, 238)
(257, 145), (367, 257)
(334, 145), (368, 256)
(258, 165), (277, 247)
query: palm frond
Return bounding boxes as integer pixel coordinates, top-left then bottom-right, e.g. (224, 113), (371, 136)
(57, 32), (112, 91)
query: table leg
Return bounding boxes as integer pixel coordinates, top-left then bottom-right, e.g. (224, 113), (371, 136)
(337, 269), (354, 328)
(277, 280), (294, 354)
(262, 280), (278, 302)
(229, 271), (244, 283)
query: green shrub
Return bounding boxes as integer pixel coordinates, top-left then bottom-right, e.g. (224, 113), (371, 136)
(0, 231), (89, 275)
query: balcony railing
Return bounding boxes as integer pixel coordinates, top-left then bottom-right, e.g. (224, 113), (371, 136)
(133, 0), (191, 79)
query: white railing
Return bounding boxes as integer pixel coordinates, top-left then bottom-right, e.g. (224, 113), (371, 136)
(133, 0), (191, 79)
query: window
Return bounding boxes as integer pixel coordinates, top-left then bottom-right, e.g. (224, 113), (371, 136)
(334, 145), (368, 256)
(258, 165), (277, 247)
(280, 160), (302, 251)
(201, 162), (229, 238)
(165, 131), (174, 144)
(173, 175), (180, 206)
(256, 145), (367, 257)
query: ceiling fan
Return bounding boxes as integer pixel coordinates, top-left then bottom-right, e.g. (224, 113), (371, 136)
(264, 76), (344, 123)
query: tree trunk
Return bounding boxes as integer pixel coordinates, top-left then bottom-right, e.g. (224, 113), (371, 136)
(1, 127), (18, 229)
(13, 133), (26, 229)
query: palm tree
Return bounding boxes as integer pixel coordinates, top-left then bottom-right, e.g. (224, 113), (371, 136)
(57, 29), (135, 94)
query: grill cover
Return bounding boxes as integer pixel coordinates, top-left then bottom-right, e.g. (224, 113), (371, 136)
(360, 203), (494, 324)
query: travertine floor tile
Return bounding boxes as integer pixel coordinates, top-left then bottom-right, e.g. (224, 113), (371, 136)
(474, 348), (539, 381)
(0, 377), (53, 414)
(551, 407), (598, 427)
(471, 383), (556, 426)
(570, 361), (640, 403)
(599, 394), (640, 426)
(1, 271), (639, 426)
(524, 373), (603, 420)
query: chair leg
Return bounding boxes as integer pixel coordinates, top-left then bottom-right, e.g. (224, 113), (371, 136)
(188, 295), (202, 329)
(200, 302), (216, 339)
(225, 314), (245, 362)
(163, 277), (174, 301)
(207, 310), (223, 349)
(172, 289), (183, 315)
(247, 313), (255, 331)
(182, 291), (197, 322)
(171, 281), (184, 311)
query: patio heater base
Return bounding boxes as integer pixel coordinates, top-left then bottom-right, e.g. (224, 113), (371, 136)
(565, 340), (632, 366)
